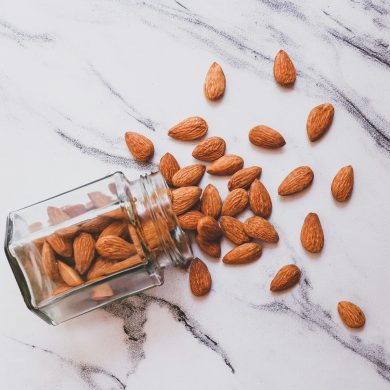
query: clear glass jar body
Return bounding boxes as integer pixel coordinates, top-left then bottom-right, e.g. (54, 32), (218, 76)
(4, 172), (192, 325)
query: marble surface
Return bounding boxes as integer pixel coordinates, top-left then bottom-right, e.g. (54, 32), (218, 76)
(1, 0), (390, 388)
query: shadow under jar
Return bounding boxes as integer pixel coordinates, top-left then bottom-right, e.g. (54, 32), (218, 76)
(4, 172), (192, 325)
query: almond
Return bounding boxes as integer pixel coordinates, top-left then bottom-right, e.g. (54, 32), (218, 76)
(228, 166), (262, 191)
(273, 50), (296, 85)
(91, 284), (114, 301)
(73, 233), (95, 274)
(88, 256), (143, 280)
(249, 125), (286, 149)
(244, 216), (279, 243)
(62, 204), (88, 218)
(338, 301), (366, 328)
(197, 216), (222, 241)
(307, 103), (334, 141)
(249, 179), (272, 218)
(270, 264), (301, 291)
(47, 206), (70, 225)
(52, 284), (72, 295)
(278, 166), (314, 196)
(56, 225), (80, 239)
(200, 184), (222, 218)
(207, 155), (244, 176)
(195, 235), (221, 258)
(300, 212), (324, 253)
(171, 186), (202, 215)
(168, 116), (208, 141)
(172, 164), (206, 187)
(204, 62), (226, 101)
(159, 153), (180, 186)
(331, 165), (354, 202)
(127, 224), (144, 257)
(96, 235), (136, 260)
(178, 210), (205, 231)
(80, 216), (112, 233)
(41, 241), (60, 282)
(29, 222), (43, 233)
(189, 257), (212, 296)
(125, 131), (154, 161)
(47, 234), (73, 258)
(88, 191), (112, 208)
(99, 220), (128, 239)
(223, 242), (262, 264)
(58, 261), (83, 287)
(103, 207), (128, 220)
(192, 137), (226, 162)
(221, 188), (248, 217)
(220, 216), (251, 245)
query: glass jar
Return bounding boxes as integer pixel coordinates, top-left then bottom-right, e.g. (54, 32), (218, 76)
(4, 171), (193, 325)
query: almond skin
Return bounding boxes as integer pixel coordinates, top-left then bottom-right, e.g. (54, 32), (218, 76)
(278, 166), (314, 196)
(307, 103), (334, 141)
(273, 50), (296, 85)
(171, 186), (202, 215)
(91, 284), (114, 301)
(221, 189), (248, 217)
(177, 210), (205, 231)
(228, 166), (262, 191)
(47, 206), (70, 225)
(249, 125), (286, 149)
(331, 165), (354, 202)
(99, 220), (128, 239)
(56, 225), (80, 239)
(300, 212), (324, 253)
(195, 235), (221, 258)
(95, 235), (136, 260)
(338, 301), (366, 328)
(249, 179), (272, 218)
(58, 261), (83, 287)
(47, 234), (73, 258)
(270, 264), (301, 292)
(125, 131), (154, 161)
(220, 216), (251, 245)
(41, 241), (60, 282)
(159, 153), (180, 186)
(62, 204), (88, 218)
(172, 164), (206, 187)
(204, 62), (226, 101)
(88, 191), (112, 208)
(192, 137), (226, 162)
(73, 233), (95, 274)
(80, 216), (112, 233)
(223, 242), (262, 264)
(244, 216), (279, 243)
(189, 258), (212, 296)
(168, 116), (208, 141)
(200, 184), (222, 218)
(207, 155), (244, 176)
(197, 216), (222, 241)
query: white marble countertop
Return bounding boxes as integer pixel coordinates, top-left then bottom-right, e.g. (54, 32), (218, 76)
(1, 0), (390, 388)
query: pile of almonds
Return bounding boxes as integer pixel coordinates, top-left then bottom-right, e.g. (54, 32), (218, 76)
(124, 50), (364, 329)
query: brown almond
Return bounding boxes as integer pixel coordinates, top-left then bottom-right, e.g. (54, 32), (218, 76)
(300, 212), (324, 253)
(338, 301), (366, 328)
(270, 264), (301, 291)
(168, 116), (208, 141)
(125, 131), (154, 161)
(47, 234), (73, 258)
(47, 206), (70, 225)
(273, 50), (296, 85)
(88, 191), (112, 208)
(228, 166), (262, 191)
(171, 186), (202, 215)
(159, 153), (180, 186)
(204, 62), (226, 101)
(99, 220), (128, 239)
(73, 233), (96, 274)
(58, 261), (83, 287)
(221, 189), (248, 217)
(56, 225), (80, 239)
(197, 216), (222, 241)
(331, 165), (354, 202)
(207, 155), (244, 176)
(249, 125), (286, 149)
(307, 103), (334, 141)
(200, 184), (222, 218)
(189, 257), (212, 296)
(41, 241), (60, 282)
(192, 137), (226, 162)
(96, 235), (137, 260)
(103, 207), (128, 220)
(195, 235), (221, 258)
(244, 216), (279, 243)
(87, 257), (114, 280)
(105, 255), (144, 275)
(172, 164), (206, 187)
(278, 166), (314, 196)
(29, 222), (43, 233)
(223, 242), (262, 264)
(249, 179), (272, 218)
(178, 210), (205, 231)
(91, 284), (114, 301)
(62, 204), (88, 218)
(220, 216), (250, 245)
(80, 216), (112, 233)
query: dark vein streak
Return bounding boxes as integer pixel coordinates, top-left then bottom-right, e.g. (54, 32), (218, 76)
(0, 19), (53, 43)
(174, 0), (188, 11)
